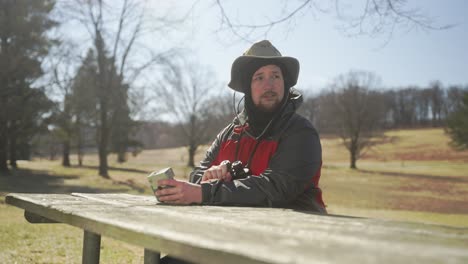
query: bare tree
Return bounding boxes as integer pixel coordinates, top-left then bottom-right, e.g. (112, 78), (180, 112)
(326, 71), (386, 169)
(156, 60), (219, 167)
(203, 93), (236, 139)
(45, 41), (81, 167)
(297, 90), (320, 126)
(393, 87), (420, 127)
(214, 0), (453, 42)
(60, 0), (181, 177)
(428, 81), (445, 127)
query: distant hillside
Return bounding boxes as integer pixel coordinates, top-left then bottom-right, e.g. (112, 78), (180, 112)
(322, 128), (468, 164)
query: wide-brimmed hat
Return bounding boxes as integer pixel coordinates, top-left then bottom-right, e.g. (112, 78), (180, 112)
(228, 40), (300, 93)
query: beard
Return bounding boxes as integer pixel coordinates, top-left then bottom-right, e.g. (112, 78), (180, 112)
(255, 91), (282, 112)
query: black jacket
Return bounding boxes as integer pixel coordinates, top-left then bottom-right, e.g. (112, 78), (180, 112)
(190, 89), (326, 213)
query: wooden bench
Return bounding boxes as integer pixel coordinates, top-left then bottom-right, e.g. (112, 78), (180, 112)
(5, 193), (468, 264)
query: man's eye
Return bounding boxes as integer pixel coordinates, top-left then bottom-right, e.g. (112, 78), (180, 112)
(254, 76), (263, 81)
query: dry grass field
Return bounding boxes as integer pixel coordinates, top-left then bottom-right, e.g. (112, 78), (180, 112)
(1, 128), (468, 263)
(321, 129), (468, 226)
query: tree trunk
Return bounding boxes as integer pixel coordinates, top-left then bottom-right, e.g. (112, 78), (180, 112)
(350, 151), (357, 169)
(0, 38), (9, 174)
(49, 143), (57, 161)
(76, 117), (83, 166)
(0, 96), (9, 173)
(8, 133), (17, 169)
(62, 140), (71, 167)
(98, 143), (109, 177)
(98, 99), (109, 178)
(187, 144), (196, 168)
(77, 136), (83, 167)
(0, 131), (8, 174)
(117, 146), (126, 163)
(349, 140), (358, 169)
(98, 139), (109, 177)
(78, 153), (83, 167)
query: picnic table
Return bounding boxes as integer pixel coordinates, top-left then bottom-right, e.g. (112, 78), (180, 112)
(5, 193), (468, 264)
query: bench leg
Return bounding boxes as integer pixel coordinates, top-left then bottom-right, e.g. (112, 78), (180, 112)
(144, 248), (161, 264)
(82, 230), (101, 264)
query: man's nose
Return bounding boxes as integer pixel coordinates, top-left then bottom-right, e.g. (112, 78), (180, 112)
(263, 77), (275, 89)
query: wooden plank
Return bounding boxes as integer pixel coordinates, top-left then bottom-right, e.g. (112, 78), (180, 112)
(25, 211), (57, 223)
(5, 193), (269, 264)
(5, 193), (468, 264)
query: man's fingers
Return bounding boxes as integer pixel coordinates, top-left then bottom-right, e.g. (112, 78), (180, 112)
(214, 168), (222, 179)
(156, 187), (176, 197)
(221, 164), (228, 177)
(202, 164), (233, 182)
(202, 170), (212, 181)
(156, 185), (181, 200)
(208, 170), (216, 180)
(207, 167), (221, 180)
(158, 193), (183, 202)
(158, 189), (189, 203)
(158, 179), (179, 187)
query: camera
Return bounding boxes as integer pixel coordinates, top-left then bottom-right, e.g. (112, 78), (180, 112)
(222, 160), (250, 180)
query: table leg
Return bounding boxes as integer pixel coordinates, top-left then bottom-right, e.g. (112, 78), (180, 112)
(144, 248), (161, 264)
(82, 230), (101, 264)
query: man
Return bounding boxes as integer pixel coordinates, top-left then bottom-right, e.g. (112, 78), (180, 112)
(156, 40), (326, 213)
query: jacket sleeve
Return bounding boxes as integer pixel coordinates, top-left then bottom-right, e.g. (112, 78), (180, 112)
(189, 124), (234, 183)
(201, 122), (322, 207)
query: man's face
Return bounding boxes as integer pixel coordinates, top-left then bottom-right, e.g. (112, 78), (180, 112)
(250, 64), (285, 112)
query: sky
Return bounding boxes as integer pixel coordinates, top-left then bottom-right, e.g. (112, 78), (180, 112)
(149, 0), (468, 94)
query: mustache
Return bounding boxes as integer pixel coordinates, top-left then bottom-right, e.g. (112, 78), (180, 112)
(261, 91), (278, 98)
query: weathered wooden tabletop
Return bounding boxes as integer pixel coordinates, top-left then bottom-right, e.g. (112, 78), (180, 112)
(5, 193), (468, 264)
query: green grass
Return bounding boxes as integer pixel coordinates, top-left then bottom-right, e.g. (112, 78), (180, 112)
(0, 201), (143, 264)
(1, 127), (468, 262)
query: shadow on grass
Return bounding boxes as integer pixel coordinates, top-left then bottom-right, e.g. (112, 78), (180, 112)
(74, 165), (149, 174)
(0, 168), (129, 197)
(110, 178), (146, 193)
(358, 169), (468, 183)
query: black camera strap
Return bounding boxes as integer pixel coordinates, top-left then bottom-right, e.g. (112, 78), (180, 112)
(246, 140), (260, 169)
(233, 127), (261, 170)
(234, 129), (243, 162)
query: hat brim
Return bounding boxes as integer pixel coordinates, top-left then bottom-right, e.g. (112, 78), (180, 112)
(228, 56), (300, 93)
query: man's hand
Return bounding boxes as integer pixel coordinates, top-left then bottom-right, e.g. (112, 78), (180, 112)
(155, 179), (202, 205)
(201, 162), (232, 182)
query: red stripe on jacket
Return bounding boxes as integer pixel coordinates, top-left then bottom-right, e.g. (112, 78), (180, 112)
(212, 137), (278, 176)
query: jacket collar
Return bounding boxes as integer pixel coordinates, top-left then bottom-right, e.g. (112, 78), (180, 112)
(234, 88), (303, 128)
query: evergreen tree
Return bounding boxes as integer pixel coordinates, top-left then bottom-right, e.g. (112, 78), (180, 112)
(70, 49), (99, 166)
(0, 0), (57, 173)
(69, 49), (139, 165)
(109, 79), (140, 163)
(104, 58), (140, 164)
(446, 92), (468, 150)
